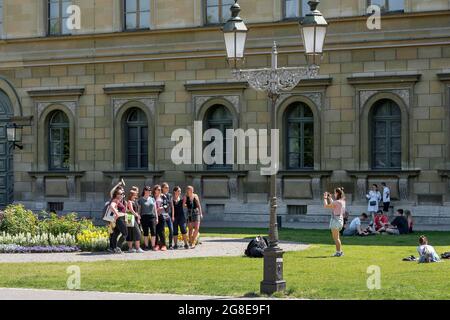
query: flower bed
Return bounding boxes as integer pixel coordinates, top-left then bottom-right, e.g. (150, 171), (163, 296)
(0, 244), (79, 254)
(0, 204), (108, 254)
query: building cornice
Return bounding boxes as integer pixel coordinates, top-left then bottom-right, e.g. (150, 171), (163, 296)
(102, 171), (165, 178)
(184, 171), (249, 177)
(28, 171), (86, 178)
(185, 80), (248, 92)
(347, 72), (422, 86)
(27, 86), (85, 98)
(437, 71), (450, 82)
(103, 83), (165, 95)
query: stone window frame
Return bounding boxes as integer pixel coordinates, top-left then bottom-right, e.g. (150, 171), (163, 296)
(203, 0), (234, 26)
(124, 107), (149, 170)
(365, 0), (406, 14)
(122, 0), (152, 31)
(37, 103), (77, 172)
(46, 0), (73, 36)
(47, 110), (71, 171)
(113, 99), (156, 172)
(284, 101), (315, 170)
(0, 0), (4, 39)
(195, 96), (240, 172)
(370, 99), (402, 170)
(276, 94), (323, 171)
(359, 92), (411, 171)
(437, 72), (450, 168)
(282, 0), (308, 20)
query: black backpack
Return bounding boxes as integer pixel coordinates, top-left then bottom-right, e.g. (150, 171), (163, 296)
(245, 236), (269, 258)
(441, 252), (450, 259)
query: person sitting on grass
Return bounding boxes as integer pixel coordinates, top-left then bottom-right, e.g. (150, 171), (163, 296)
(405, 210), (414, 233)
(374, 210), (389, 233)
(385, 209), (409, 235)
(417, 235), (441, 263)
(343, 213), (369, 236)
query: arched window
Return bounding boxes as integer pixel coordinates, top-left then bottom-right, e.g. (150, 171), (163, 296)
(371, 99), (401, 169)
(125, 108), (148, 170)
(205, 105), (233, 170)
(285, 102), (314, 169)
(48, 110), (70, 171)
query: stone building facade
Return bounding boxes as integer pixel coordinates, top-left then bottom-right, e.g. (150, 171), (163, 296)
(0, 0), (449, 228)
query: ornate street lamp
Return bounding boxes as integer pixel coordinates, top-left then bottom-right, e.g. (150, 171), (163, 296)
(222, 0), (248, 69)
(7, 123), (23, 150)
(222, 0), (328, 295)
(300, 0), (328, 66)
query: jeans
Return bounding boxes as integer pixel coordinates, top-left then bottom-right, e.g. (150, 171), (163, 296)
(164, 215), (174, 247)
(110, 217), (128, 249)
(343, 228), (357, 236)
(156, 215), (166, 247)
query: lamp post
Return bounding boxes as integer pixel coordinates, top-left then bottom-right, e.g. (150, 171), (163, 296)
(222, 0), (328, 295)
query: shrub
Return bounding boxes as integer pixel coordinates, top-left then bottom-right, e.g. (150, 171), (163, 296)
(37, 212), (95, 236)
(0, 205), (38, 235)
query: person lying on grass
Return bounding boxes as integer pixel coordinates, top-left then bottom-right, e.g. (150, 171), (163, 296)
(417, 235), (441, 263)
(343, 213), (369, 236)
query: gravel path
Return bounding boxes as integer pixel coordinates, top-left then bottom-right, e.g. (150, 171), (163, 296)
(0, 237), (309, 264)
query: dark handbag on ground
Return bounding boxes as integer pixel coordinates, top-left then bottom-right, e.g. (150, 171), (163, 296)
(244, 236), (269, 258)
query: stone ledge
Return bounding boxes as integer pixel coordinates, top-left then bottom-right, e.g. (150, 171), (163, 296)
(102, 171), (165, 178)
(437, 72), (450, 82)
(295, 76), (333, 88)
(184, 80), (249, 92)
(347, 71), (421, 85)
(278, 170), (333, 177)
(184, 170), (248, 177)
(28, 171), (86, 178)
(27, 86), (85, 98)
(103, 83), (165, 95)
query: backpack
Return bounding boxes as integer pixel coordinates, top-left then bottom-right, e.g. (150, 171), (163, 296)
(441, 252), (450, 259)
(244, 236), (269, 258)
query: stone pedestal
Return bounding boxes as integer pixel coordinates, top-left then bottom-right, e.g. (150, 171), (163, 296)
(260, 247), (286, 295)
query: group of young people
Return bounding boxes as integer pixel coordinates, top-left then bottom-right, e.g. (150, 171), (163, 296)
(323, 184), (437, 262)
(106, 182), (203, 254)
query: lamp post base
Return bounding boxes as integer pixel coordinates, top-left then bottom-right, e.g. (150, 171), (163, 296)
(260, 246), (286, 295)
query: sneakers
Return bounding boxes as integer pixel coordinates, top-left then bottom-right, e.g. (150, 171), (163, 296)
(160, 246), (168, 252)
(107, 248), (114, 254)
(143, 246), (150, 251)
(184, 244), (190, 250)
(136, 248), (145, 253)
(153, 245), (160, 251)
(168, 246), (174, 250)
(332, 251), (344, 257)
(128, 248), (137, 253)
(114, 248), (123, 254)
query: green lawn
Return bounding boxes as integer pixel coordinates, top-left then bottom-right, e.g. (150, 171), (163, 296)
(0, 228), (449, 299)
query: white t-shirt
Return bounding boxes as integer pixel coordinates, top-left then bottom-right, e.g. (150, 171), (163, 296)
(348, 217), (361, 232)
(383, 187), (391, 203)
(417, 245), (437, 257)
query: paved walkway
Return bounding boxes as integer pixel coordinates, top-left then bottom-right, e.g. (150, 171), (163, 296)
(0, 288), (233, 300)
(0, 237), (309, 264)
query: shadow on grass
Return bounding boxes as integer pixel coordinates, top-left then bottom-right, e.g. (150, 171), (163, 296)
(202, 228), (450, 247)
